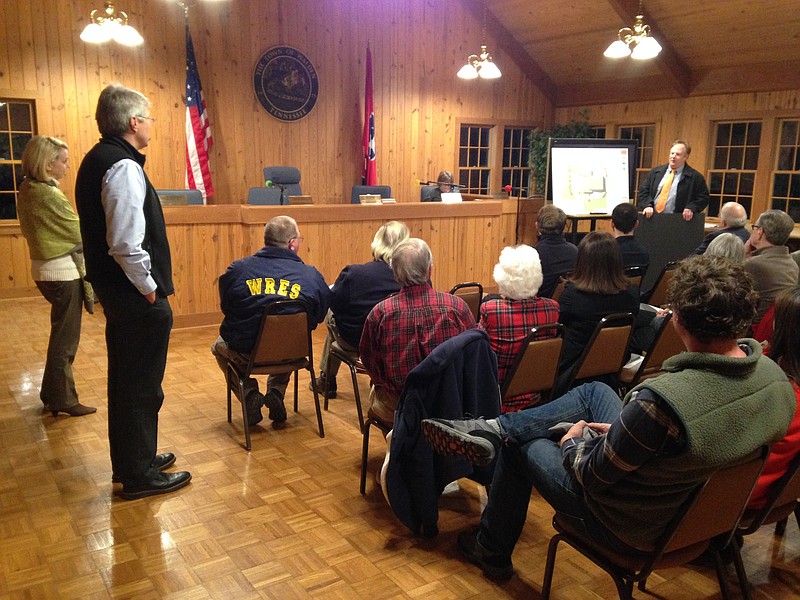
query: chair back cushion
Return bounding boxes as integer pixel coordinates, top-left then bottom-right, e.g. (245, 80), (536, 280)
(449, 282), (483, 321)
(574, 314), (634, 380)
(263, 166), (302, 196)
(247, 187), (282, 205)
(351, 185), (392, 204)
(502, 324), (564, 399)
(248, 300), (311, 372)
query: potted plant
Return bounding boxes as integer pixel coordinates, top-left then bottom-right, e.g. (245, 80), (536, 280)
(529, 110), (594, 195)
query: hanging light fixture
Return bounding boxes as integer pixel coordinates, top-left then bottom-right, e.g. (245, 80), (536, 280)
(457, 6), (501, 79)
(80, 1), (144, 46)
(604, 0), (662, 60)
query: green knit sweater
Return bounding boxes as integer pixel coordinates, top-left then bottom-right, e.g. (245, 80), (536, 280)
(17, 179), (82, 260)
(586, 339), (796, 549)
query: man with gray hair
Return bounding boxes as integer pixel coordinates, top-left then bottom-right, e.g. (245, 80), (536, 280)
(212, 215), (331, 424)
(360, 238), (475, 426)
(744, 209), (799, 323)
(76, 83), (191, 499)
(694, 201), (750, 254)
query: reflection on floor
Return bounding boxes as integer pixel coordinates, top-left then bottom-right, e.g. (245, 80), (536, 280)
(1, 296), (799, 598)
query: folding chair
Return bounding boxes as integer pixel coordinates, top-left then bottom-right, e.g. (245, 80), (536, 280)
(619, 311), (686, 392)
(550, 275), (569, 303)
(324, 318), (367, 431)
(449, 282), (483, 321)
(542, 446), (770, 600)
(560, 312), (634, 394)
(623, 265), (647, 288)
(501, 323), (564, 407)
(225, 299), (324, 450)
(730, 450), (800, 596)
(643, 261), (677, 307)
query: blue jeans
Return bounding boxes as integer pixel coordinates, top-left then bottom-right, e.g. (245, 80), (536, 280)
(478, 382), (634, 557)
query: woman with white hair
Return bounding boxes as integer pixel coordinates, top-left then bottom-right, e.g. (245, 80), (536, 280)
(479, 245), (559, 412)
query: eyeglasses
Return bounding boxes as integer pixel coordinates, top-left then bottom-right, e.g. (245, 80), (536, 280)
(136, 115), (156, 123)
(752, 224), (762, 230)
(289, 236), (304, 244)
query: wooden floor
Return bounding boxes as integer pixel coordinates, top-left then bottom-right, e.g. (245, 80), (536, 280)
(2, 296), (800, 599)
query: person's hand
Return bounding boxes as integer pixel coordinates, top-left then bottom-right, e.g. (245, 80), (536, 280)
(560, 420), (588, 446)
(682, 208), (694, 221)
(643, 207), (654, 218)
(586, 422), (611, 435)
(145, 290), (156, 304)
(744, 237), (755, 256)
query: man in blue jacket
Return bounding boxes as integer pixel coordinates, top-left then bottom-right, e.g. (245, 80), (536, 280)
(211, 216), (331, 424)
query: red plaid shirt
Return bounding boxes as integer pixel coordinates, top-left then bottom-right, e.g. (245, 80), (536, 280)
(360, 283), (476, 395)
(479, 296), (560, 412)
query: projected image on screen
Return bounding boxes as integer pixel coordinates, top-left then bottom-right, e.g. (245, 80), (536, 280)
(547, 139), (638, 215)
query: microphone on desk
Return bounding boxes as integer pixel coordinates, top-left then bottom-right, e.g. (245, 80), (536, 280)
(415, 179), (460, 189)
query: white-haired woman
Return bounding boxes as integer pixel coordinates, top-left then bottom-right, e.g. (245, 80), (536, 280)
(479, 244), (559, 412)
(17, 135), (96, 417)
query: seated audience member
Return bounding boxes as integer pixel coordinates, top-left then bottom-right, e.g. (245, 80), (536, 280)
(749, 285), (800, 508)
(705, 231), (745, 263)
(610, 202), (649, 270)
(310, 220), (409, 396)
(421, 255), (796, 581)
(744, 209), (799, 323)
(694, 201), (750, 254)
(421, 170), (456, 202)
(211, 216), (332, 425)
(478, 245), (559, 413)
(534, 204), (578, 298)
(360, 238), (475, 426)
(555, 231), (639, 393)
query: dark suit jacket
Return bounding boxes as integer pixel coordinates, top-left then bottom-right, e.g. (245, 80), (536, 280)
(694, 225), (750, 254)
(637, 163), (710, 214)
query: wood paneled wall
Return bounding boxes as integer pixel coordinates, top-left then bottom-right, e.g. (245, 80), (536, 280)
(0, 0), (550, 206)
(555, 91), (800, 218)
(1, 202), (519, 326)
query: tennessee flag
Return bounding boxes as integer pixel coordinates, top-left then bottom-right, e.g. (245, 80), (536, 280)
(185, 23), (214, 201)
(362, 44), (377, 186)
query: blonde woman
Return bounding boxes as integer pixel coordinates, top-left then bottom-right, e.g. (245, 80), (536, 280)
(17, 136), (96, 417)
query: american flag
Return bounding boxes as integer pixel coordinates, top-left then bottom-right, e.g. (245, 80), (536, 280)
(361, 44), (377, 186)
(185, 23), (214, 201)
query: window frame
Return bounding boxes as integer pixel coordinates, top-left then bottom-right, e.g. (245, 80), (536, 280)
(0, 94), (37, 221)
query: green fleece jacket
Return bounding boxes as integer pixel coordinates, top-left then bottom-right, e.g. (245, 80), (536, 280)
(586, 339), (796, 549)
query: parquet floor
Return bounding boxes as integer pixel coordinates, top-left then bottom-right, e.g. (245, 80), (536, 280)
(2, 296), (800, 599)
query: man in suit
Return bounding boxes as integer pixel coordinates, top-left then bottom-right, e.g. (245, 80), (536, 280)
(638, 140), (710, 222)
(694, 201), (750, 254)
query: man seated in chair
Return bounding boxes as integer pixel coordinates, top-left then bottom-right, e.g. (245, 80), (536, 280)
(360, 238), (475, 427)
(421, 255), (796, 581)
(211, 216), (331, 425)
(309, 220), (409, 397)
(610, 202), (649, 270)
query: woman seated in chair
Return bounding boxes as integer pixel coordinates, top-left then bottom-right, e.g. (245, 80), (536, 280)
(479, 245), (559, 413)
(555, 231), (639, 394)
(749, 285), (800, 508)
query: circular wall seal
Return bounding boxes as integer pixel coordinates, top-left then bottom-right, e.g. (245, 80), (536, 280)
(253, 46), (319, 122)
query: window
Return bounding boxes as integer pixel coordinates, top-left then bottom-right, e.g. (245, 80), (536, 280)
(501, 127), (532, 196)
(618, 124), (656, 202)
(458, 125), (492, 194)
(771, 119), (800, 222)
(0, 99), (36, 219)
(589, 126), (606, 139)
(707, 121), (761, 218)
(458, 123), (535, 195)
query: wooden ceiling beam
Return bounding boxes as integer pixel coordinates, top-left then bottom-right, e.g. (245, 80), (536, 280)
(460, 0), (557, 104)
(605, 0), (692, 97)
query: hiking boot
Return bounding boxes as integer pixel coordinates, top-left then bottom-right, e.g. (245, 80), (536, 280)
(458, 528), (514, 581)
(245, 390), (264, 426)
(265, 390), (287, 422)
(308, 374), (337, 398)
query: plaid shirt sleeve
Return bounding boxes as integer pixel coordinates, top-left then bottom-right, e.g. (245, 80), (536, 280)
(561, 388), (684, 492)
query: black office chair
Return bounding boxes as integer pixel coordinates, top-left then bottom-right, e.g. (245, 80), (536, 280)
(351, 185), (392, 204)
(262, 166), (302, 196)
(247, 187), (282, 205)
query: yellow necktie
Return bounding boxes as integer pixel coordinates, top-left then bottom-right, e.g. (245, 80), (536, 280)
(655, 169), (675, 213)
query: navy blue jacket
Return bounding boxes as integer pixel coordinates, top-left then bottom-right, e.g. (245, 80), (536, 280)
(536, 234), (578, 298)
(219, 246), (332, 353)
(330, 260), (400, 348)
(616, 235), (650, 270)
(694, 225), (750, 254)
(385, 328), (500, 537)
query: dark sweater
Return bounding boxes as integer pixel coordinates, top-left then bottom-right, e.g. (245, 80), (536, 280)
(536, 235), (578, 298)
(75, 137), (173, 296)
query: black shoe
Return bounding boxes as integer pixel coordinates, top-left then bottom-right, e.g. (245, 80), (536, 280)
(245, 391), (264, 426)
(265, 390), (287, 422)
(422, 418), (502, 466)
(309, 375), (337, 398)
(50, 403), (97, 417)
(119, 471), (192, 500)
(458, 528), (514, 581)
(112, 452), (177, 483)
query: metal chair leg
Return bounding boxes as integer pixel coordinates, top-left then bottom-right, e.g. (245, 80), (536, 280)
(360, 420), (372, 494)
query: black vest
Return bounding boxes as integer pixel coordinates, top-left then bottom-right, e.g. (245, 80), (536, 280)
(75, 137), (173, 296)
